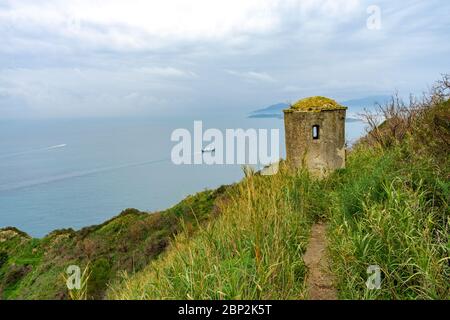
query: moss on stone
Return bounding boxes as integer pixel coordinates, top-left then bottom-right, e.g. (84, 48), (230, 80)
(285, 96), (347, 112)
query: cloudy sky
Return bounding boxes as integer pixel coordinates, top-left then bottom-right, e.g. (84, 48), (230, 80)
(1, 0), (449, 118)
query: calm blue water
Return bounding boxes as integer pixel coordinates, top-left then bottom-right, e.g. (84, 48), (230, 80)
(0, 112), (367, 237)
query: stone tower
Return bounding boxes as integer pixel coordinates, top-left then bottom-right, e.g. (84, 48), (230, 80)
(283, 96), (347, 176)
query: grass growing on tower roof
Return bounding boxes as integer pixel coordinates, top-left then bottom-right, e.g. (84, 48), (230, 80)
(285, 96), (347, 112)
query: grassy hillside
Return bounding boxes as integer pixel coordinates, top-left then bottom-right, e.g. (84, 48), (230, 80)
(109, 166), (323, 299)
(109, 78), (449, 300)
(327, 92), (450, 299)
(0, 186), (229, 299)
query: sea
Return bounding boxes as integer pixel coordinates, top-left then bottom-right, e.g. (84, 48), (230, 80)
(0, 111), (367, 237)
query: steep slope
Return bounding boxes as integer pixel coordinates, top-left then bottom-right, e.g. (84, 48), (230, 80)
(0, 186), (230, 299)
(109, 166), (322, 299)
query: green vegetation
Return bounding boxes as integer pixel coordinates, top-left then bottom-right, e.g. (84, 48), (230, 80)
(0, 187), (229, 299)
(286, 96), (347, 112)
(1, 77), (449, 300)
(328, 146), (449, 299)
(109, 166), (322, 299)
(326, 90), (450, 299)
(109, 78), (448, 300)
(62, 263), (91, 300)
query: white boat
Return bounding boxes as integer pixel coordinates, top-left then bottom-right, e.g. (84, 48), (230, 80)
(202, 145), (215, 153)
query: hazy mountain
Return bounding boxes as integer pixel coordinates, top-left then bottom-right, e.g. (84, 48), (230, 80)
(249, 95), (391, 122)
(341, 95), (392, 112)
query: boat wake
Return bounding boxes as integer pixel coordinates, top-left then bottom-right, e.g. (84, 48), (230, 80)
(45, 144), (67, 150)
(0, 157), (171, 193)
(0, 144), (67, 159)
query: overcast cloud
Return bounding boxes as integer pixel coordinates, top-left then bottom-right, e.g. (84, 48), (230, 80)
(0, 0), (449, 118)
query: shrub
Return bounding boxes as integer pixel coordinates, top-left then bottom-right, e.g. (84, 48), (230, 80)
(89, 258), (111, 299)
(0, 252), (8, 269)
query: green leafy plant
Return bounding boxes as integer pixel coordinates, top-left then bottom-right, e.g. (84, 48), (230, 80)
(62, 263), (91, 300)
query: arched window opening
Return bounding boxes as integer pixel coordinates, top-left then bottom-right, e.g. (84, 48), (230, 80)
(312, 125), (320, 140)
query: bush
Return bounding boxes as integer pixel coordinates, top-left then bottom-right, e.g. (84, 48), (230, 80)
(4, 264), (31, 288)
(89, 258), (111, 299)
(359, 74), (450, 152)
(0, 252), (8, 269)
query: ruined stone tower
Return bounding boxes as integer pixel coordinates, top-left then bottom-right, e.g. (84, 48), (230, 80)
(283, 96), (347, 176)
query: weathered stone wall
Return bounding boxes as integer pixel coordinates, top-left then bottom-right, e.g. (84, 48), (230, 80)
(284, 109), (346, 176)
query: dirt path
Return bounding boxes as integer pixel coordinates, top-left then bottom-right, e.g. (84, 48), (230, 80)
(303, 223), (337, 300)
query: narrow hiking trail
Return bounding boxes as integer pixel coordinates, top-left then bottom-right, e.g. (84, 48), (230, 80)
(303, 223), (337, 300)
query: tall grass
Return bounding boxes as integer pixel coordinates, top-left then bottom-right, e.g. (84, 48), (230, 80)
(109, 76), (449, 300)
(326, 77), (449, 299)
(327, 139), (449, 299)
(62, 263), (91, 300)
(109, 165), (321, 299)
